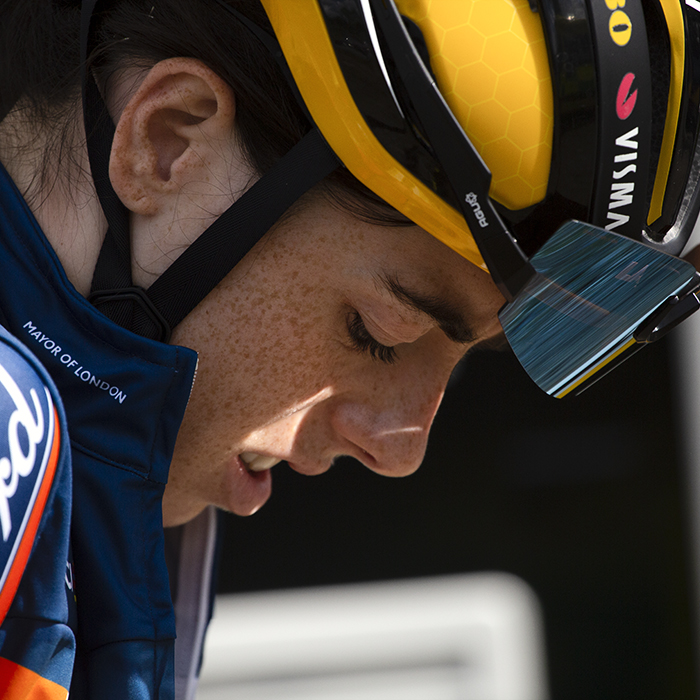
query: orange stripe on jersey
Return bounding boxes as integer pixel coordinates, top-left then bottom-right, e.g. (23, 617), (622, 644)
(0, 407), (61, 624)
(0, 657), (68, 699)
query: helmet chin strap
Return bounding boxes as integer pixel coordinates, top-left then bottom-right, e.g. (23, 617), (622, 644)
(81, 0), (339, 343)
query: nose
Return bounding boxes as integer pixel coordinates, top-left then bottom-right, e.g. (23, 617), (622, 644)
(330, 368), (448, 477)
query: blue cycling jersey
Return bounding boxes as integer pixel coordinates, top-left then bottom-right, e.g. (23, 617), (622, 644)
(0, 161), (216, 699)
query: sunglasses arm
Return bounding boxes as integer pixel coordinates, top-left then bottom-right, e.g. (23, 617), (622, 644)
(634, 273), (700, 343)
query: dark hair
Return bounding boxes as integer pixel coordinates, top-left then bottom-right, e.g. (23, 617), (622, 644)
(0, 0), (412, 225)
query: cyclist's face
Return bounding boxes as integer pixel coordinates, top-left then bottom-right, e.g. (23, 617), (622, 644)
(162, 196), (504, 526)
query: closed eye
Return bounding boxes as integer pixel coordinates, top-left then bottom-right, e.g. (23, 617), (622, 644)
(346, 311), (398, 365)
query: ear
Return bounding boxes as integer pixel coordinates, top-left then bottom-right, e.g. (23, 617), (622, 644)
(109, 57), (238, 216)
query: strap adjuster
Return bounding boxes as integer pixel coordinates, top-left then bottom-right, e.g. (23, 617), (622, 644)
(89, 287), (172, 343)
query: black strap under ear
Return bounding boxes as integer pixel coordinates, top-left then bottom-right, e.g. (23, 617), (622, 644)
(81, 0), (135, 330)
(119, 129), (339, 340)
(81, 1), (340, 342)
(88, 127), (338, 342)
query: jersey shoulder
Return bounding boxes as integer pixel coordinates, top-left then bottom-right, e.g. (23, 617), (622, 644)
(0, 326), (66, 623)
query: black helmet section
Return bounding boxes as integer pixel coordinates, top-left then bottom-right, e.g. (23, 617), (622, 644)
(495, 0), (652, 258)
(643, 0), (700, 254)
(513, 0), (700, 259)
(80, 0), (339, 342)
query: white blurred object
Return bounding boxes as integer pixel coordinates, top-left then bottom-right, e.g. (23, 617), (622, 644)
(197, 573), (548, 700)
(675, 216), (700, 676)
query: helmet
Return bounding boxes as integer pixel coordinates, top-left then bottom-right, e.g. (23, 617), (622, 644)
(262, 0), (700, 265)
(81, 0), (700, 396)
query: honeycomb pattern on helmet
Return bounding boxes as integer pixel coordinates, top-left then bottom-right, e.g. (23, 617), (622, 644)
(399, 0), (554, 210)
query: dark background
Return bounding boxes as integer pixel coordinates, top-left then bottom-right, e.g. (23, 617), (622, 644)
(217, 338), (697, 699)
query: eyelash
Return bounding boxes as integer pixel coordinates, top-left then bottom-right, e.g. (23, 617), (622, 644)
(346, 311), (398, 365)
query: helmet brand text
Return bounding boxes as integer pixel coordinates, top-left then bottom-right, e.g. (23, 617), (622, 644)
(615, 73), (637, 120)
(465, 193), (489, 228)
(605, 0), (632, 46)
(606, 115), (639, 231)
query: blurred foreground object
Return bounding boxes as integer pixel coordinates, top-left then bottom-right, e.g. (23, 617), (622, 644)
(198, 572), (547, 700)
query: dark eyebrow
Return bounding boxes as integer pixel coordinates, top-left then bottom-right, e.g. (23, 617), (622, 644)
(379, 274), (477, 344)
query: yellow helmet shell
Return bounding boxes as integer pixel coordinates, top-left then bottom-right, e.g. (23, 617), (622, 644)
(261, 0), (554, 269)
(398, 0), (553, 210)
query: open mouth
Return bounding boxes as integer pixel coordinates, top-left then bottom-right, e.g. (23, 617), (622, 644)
(240, 452), (282, 472)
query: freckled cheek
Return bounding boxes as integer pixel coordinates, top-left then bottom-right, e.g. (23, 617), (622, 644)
(181, 298), (345, 435)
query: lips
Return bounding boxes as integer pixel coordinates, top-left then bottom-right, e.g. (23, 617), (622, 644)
(219, 454), (273, 516)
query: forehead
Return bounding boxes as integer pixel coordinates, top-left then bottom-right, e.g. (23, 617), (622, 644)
(365, 223), (502, 306)
(317, 209), (480, 276)
(271, 198), (504, 328)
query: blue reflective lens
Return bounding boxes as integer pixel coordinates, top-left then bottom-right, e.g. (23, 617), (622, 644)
(499, 221), (696, 397)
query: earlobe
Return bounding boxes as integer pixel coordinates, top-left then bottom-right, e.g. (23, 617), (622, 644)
(109, 58), (237, 216)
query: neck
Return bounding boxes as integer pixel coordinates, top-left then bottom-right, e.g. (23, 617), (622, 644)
(0, 101), (107, 297)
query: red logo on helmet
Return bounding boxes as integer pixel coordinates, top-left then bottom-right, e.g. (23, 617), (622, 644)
(616, 73), (637, 120)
